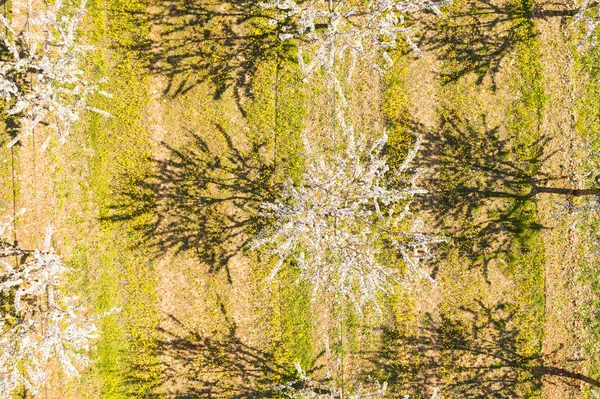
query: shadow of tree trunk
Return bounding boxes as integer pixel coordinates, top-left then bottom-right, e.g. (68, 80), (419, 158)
(364, 300), (599, 397)
(103, 127), (278, 283)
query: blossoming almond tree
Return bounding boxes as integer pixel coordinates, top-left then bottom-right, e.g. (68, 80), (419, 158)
(259, 0), (451, 83)
(0, 0), (110, 148)
(253, 115), (443, 312)
(0, 217), (117, 397)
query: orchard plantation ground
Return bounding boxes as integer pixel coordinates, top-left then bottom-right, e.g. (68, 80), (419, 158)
(3, 0), (600, 398)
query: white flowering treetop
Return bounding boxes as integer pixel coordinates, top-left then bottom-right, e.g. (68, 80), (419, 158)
(260, 0), (451, 82)
(0, 0), (109, 148)
(274, 363), (443, 398)
(274, 363), (388, 398)
(574, 0), (600, 46)
(0, 218), (116, 397)
(253, 116), (442, 312)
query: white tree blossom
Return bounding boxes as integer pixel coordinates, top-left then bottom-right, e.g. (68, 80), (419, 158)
(573, 0), (600, 46)
(274, 363), (442, 398)
(259, 0), (451, 82)
(0, 219), (118, 397)
(253, 116), (443, 312)
(275, 362), (388, 398)
(0, 0), (110, 148)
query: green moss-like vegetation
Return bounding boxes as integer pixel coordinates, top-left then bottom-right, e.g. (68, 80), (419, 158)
(245, 41), (313, 379)
(503, 0), (546, 358)
(63, 0), (161, 397)
(382, 49), (415, 171)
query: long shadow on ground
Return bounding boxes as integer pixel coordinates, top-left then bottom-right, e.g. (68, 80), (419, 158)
(418, 0), (534, 88)
(125, 307), (329, 398)
(417, 0), (593, 87)
(365, 300), (599, 398)
(138, 0), (294, 99)
(414, 110), (600, 280)
(104, 127), (278, 282)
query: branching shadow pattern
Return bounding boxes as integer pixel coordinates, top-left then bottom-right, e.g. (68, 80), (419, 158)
(417, 111), (554, 279)
(367, 300), (598, 398)
(144, 0), (294, 98)
(419, 0), (533, 87)
(125, 307), (328, 398)
(105, 127), (277, 281)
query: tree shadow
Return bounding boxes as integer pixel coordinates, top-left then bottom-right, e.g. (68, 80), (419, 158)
(532, 1), (581, 20)
(416, 111), (556, 280)
(125, 308), (328, 398)
(417, 0), (592, 87)
(367, 300), (596, 398)
(142, 0), (294, 99)
(104, 127), (277, 282)
(419, 0), (534, 88)
(0, 115), (19, 146)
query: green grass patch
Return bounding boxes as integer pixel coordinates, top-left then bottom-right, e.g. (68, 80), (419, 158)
(59, 0), (162, 397)
(382, 49), (415, 171)
(502, 0), (546, 358)
(242, 20), (315, 382)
